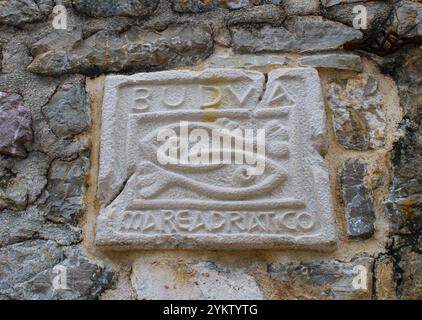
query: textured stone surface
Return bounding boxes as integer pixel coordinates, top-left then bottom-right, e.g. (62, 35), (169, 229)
(322, 1), (393, 36)
(231, 16), (362, 53)
(0, 240), (62, 296)
(340, 158), (375, 239)
(10, 247), (113, 300)
(388, 0), (422, 38)
(45, 156), (89, 224)
(171, 0), (255, 12)
(268, 258), (374, 299)
(0, 0), (54, 26)
(208, 54), (287, 68)
(0, 152), (49, 210)
(281, 0), (320, 15)
(0, 93), (33, 158)
(385, 50), (422, 236)
(225, 4), (285, 25)
(72, 0), (158, 18)
(0, 38), (87, 160)
(0, 44), (3, 72)
(386, 108), (422, 235)
(0, 243), (113, 300)
(42, 80), (90, 138)
(374, 255), (397, 300)
(0, 206), (81, 247)
(96, 68), (336, 250)
(397, 49), (422, 110)
(28, 25), (213, 76)
(383, 47), (422, 301)
(327, 75), (386, 150)
(299, 53), (363, 72)
(398, 249), (422, 299)
(132, 259), (263, 299)
(31, 30), (83, 58)
(321, 0), (369, 7)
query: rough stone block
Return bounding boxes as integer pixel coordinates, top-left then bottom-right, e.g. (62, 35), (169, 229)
(95, 68), (337, 250)
(208, 54), (287, 68)
(132, 260), (263, 300)
(340, 158), (375, 239)
(0, 0), (54, 26)
(230, 16), (362, 53)
(389, 1), (422, 38)
(321, 0), (367, 7)
(28, 25), (213, 76)
(46, 156), (89, 224)
(171, 0), (255, 13)
(42, 80), (91, 138)
(327, 75), (386, 150)
(268, 257), (374, 299)
(399, 249), (422, 299)
(281, 0), (320, 15)
(0, 152), (49, 210)
(299, 53), (363, 72)
(322, 1), (393, 36)
(72, 0), (158, 18)
(0, 93), (33, 158)
(225, 4), (285, 25)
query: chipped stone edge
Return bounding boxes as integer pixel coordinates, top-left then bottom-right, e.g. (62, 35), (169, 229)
(95, 67), (337, 251)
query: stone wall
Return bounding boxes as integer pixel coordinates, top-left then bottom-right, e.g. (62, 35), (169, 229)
(0, 0), (421, 300)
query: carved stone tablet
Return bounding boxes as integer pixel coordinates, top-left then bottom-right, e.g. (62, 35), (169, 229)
(96, 68), (337, 250)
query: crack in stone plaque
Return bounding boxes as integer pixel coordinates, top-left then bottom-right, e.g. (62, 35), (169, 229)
(95, 68), (337, 250)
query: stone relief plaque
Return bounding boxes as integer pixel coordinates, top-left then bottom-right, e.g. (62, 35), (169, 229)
(96, 68), (337, 249)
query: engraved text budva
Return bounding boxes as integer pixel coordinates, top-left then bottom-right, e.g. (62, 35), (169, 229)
(95, 69), (337, 249)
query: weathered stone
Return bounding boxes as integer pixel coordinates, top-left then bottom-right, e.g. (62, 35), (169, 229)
(132, 259), (263, 299)
(225, 4), (285, 25)
(397, 49), (422, 110)
(100, 265), (137, 300)
(28, 25), (213, 76)
(299, 53), (363, 72)
(268, 258), (374, 299)
(72, 0), (158, 18)
(0, 206), (81, 247)
(388, 1), (422, 38)
(0, 38), (60, 109)
(31, 29), (83, 58)
(208, 54), (287, 68)
(0, 44), (3, 72)
(5, 246), (113, 300)
(171, 0), (256, 13)
(374, 255), (397, 300)
(385, 49), (422, 236)
(0, 38), (86, 159)
(322, 1), (393, 36)
(46, 156), (89, 224)
(0, 152), (49, 209)
(0, 92), (32, 158)
(340, 158), (375, 239)
(398, 249), (422, 299)
(42, 80), (90, 138)
(321, 0), (370, 7)
(0, 0), (54, 26)
(327, 75), (386, 150)
(0, 240), (62, 295)
(231, 16), (362, 53)
(80, 17), (135, 40)
(95, 68), (336, 250)
(385, 107), (422, 235)
(281, 0), (320, 16)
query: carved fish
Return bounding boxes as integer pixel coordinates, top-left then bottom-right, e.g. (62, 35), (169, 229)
(134, 121), (289, 200)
